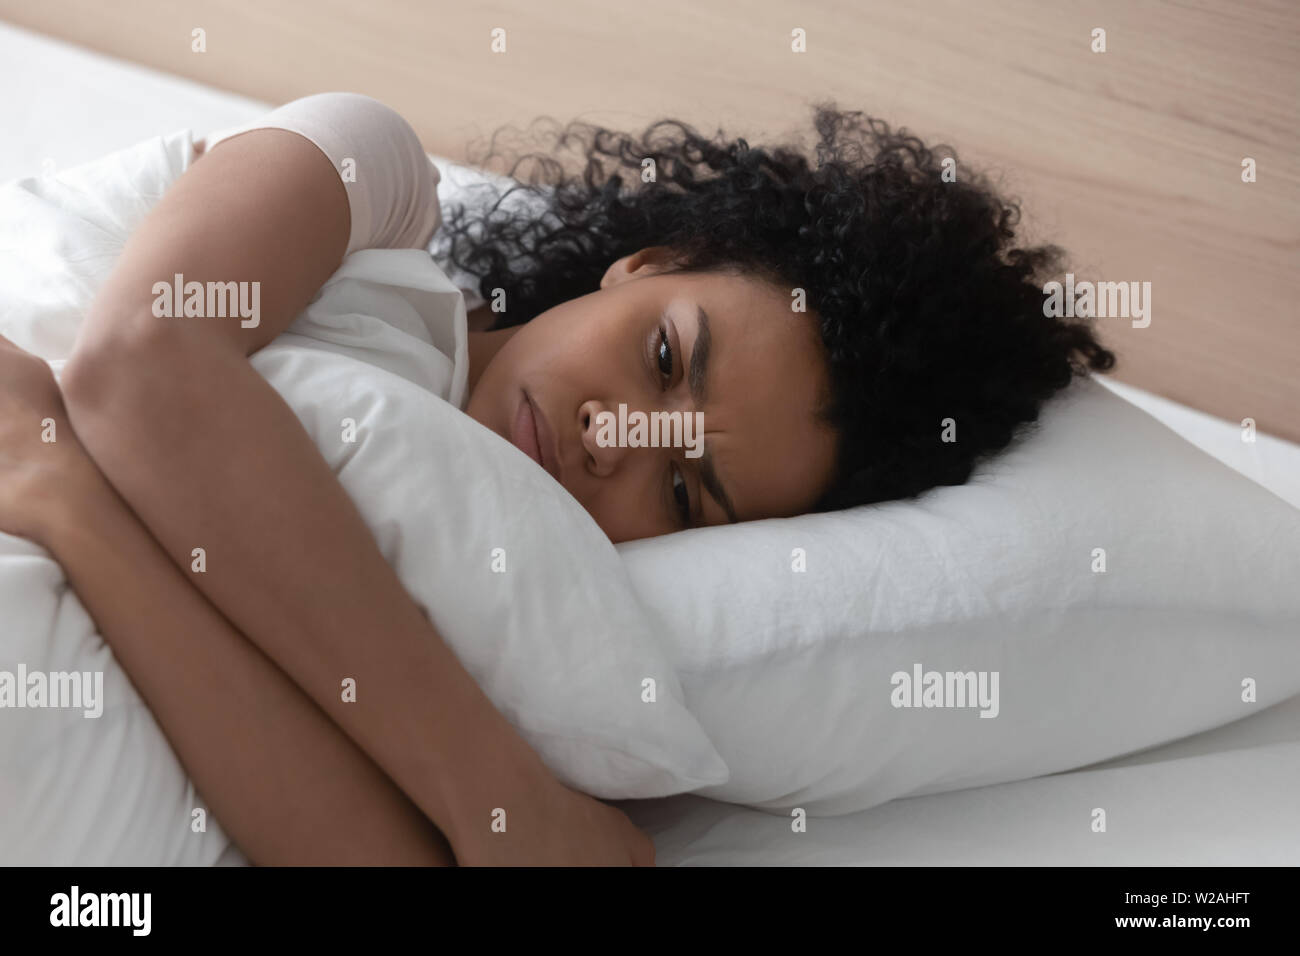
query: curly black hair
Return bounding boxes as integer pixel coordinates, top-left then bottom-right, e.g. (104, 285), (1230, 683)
(436, 104), (1117, 512)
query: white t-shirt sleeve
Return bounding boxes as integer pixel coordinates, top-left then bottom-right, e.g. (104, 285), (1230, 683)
(204, 92), (441, 256)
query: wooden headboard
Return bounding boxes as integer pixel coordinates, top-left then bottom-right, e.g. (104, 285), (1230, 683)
(4, 0), (1296, 440)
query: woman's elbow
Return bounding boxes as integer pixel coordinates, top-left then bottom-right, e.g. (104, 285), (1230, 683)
(62, 318), (190, 440)
(62, 330), (146, 419)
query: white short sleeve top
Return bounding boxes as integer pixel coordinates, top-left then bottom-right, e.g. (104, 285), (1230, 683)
(204, 92), (441, 257)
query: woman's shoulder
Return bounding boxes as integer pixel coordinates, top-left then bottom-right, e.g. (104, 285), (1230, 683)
(205, 92), (441, 254)
(205, 93), (429, 167)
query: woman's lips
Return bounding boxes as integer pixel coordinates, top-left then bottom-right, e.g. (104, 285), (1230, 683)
(511, 390), (561, 484)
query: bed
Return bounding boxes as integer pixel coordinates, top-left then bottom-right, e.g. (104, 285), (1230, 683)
(4, 20), (1298, 866)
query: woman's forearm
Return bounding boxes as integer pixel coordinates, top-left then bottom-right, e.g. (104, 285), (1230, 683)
(62, 326), (548, 851)
(47, 471), (454, 865)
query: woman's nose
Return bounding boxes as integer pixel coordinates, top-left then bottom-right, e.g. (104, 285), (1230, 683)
(579, 399), (626, 477)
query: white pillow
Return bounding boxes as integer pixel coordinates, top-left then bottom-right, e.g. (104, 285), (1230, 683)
(431, 155), (1300, 817)
(252, 333), (729, 799)
(616, 377), (1300, 814)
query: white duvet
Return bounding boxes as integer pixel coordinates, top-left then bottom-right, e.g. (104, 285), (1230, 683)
(0, 131), (727, 865)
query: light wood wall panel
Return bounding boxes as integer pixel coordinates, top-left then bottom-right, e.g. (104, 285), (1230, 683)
(3, 0), (1296, 439)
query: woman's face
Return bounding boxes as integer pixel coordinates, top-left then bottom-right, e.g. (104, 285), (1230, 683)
(465, 247), (839, 543)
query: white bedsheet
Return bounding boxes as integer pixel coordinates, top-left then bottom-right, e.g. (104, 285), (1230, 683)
(4, 20), (1297, 866)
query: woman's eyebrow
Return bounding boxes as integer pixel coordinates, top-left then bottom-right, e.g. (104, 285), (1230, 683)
(688, 304), (711, 403)
(687, 306), (737, 524)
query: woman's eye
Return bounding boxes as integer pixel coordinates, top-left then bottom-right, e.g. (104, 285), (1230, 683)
(671, 466), (691, 525)
(657, 327), (674, 383)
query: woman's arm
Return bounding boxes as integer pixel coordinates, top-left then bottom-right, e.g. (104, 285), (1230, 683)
(58, 491), (458, 866)
(60, 113), (652, 864)
(2, 336), (451, 864)
(47, 452), (455, 866)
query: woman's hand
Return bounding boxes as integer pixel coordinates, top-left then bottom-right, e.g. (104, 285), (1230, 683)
(0, 334), (103, 546)
(451, 769), (657, 866)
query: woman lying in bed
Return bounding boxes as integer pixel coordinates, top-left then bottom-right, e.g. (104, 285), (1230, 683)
(0, 93), (1113, 865)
